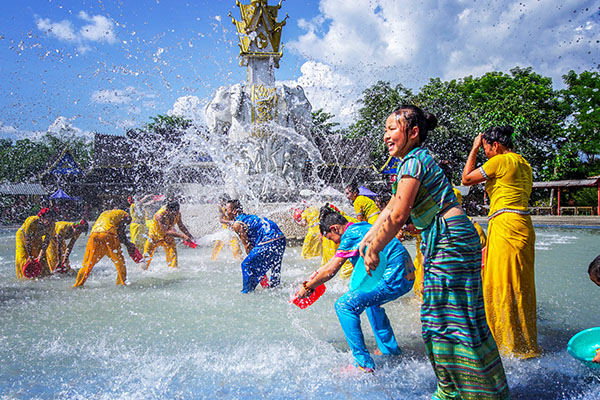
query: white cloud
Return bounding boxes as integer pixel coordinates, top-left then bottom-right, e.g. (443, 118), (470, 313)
(91, 87), (140, 105)
(78, 11), (116, 44)
(287, 0), (599, 120)
(36, 11), (117, 52)
(168, 96), (207, 125)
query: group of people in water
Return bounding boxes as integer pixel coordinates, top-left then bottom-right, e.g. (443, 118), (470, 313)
(14, 104), (561, 399)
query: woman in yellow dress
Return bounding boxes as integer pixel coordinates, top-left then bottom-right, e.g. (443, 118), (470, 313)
(344, 183), (381, 224)
(211, 195), (242, 261)
(128, 196), (151, 252)
(294, 205), (322, 260)
(73, 209), (138, 287)
(144, 201), (193, 270)
(462, 125), (540, 359)
(15, 208), (57, 279)
(46, 219), (89, 273)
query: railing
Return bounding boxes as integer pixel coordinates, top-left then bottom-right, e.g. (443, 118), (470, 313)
(559, 206), (595, 216)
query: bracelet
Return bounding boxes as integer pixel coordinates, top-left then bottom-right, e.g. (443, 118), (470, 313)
(302, 281), (314, 295)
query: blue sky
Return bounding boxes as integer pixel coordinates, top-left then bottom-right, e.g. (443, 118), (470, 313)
(1, 0), (598, 139)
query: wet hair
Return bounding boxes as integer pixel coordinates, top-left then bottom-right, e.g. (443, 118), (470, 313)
(166, 200), (180, 212)
(482, 126), (514, 149)
(227, 199), (244, 214)
(319, 203), (349, 235)
(588, 255), (600, 283)
(345, 182), (359, 194)
(219, 193), (231, 205)
(393, 105), (438, 144)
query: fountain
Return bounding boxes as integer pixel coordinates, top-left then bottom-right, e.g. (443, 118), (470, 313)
(204, 0), (324, 201)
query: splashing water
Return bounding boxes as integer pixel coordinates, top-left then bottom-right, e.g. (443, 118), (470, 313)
(1, 225), (599, 399)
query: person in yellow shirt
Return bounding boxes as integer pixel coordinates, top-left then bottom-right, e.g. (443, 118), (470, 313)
(344, 183), (380, 224)
(46, 219), (89, 273)
(211, 194), (242, 261)
(294, 205), (322, 260)
(143, 200), (193, 270)
(15, 207), (57, 279)
(128, 195), (153, 252)
(462, 125), (540, 359)
(73, 209), (138, 287)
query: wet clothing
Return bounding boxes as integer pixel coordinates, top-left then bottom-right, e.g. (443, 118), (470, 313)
(15, 216), (53, 279)
(74, 210), (130, 287)
(300, 207), (322, 259)
(235, 214), (286, 293)
(352, 195), (381, 224)
(333, 222), (414, 369)
(211, 206), (242, 261)
(481, 153), (539, 358)
(144, 206), (181, 269)
(129, 203), (148, 252)
(46, 221), (75, 272)
(399, 147), (509, 400)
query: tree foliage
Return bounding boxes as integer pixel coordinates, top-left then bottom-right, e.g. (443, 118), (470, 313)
(349, 67), (600, 183)
(349, 81), (414, 168)
(0, 135), (92, 183)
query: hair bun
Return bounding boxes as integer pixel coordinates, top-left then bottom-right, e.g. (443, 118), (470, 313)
(425, 113), (438, 131)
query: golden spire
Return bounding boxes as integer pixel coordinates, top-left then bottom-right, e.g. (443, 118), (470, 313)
(229, 0), (288, 68)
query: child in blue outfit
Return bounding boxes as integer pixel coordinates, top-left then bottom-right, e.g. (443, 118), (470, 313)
(224, 199), (286, 293)
(296, 204), (415, 371)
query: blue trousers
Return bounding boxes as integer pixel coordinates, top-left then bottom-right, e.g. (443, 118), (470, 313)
(241, 237), (286, 293)
(335, 278), (413, 368)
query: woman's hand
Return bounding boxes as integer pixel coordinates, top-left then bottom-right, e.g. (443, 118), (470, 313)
(472, 133), (483, 150)
(296, 287), (310, 299)
(363, 247), (380, 276)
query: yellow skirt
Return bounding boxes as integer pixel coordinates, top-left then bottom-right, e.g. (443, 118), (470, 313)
(46, 238), (68, 272)
(301, 225), (322, 259)
(412, 238), (424, 300)
(484, 212), (540, 358)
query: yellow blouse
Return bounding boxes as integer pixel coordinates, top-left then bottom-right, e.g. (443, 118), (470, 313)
(91, 210), (130, 235)
(20, 216), (53, 241)
(54, 221), (75, 239)
(352, 195), (380, 223)
(148, 206), (180, 240)
(481, 153), (532, 215)
(301, 207), (319, 228)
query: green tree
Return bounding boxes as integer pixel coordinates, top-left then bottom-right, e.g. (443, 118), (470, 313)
(460, 67), (567, 179)
(349, 81), (414, 169)
(554, 70), (600, 179)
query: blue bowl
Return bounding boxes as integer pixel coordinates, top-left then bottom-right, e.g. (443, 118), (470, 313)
(567, 327), (600, 369)
(349, 250), (387, 292)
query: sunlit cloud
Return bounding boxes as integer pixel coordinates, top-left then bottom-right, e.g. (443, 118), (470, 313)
(169, 96), (207, 125)
(35, 11), (117, 53)
(287, 0), (599, 121)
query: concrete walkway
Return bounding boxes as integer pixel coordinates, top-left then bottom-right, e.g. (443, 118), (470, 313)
(472, 215), (600, 228)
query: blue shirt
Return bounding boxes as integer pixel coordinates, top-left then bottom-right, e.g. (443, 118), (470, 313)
(235, 214), (284, 247)
(335, 222), (413, 287)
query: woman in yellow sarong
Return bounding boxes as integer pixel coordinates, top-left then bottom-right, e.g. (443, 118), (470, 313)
(128, 196), (150, 252)
(15, 208), (57, 279)
(144, 201), (193, 270)
(73, 209), (138, 287)
(294, 206), (322, 259)
(344, 183), (381, 224)
(46, 219), (89, 273)
(211, 195), (242, 261)
(462, 125), (540, 359)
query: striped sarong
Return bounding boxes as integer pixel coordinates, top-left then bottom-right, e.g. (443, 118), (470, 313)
(421, 214), (510, 400)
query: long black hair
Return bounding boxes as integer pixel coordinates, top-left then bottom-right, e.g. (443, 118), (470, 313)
(392, 104), (438, 144)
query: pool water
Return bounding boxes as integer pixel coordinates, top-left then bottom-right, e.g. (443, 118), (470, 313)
(1, 225), (599, 399)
